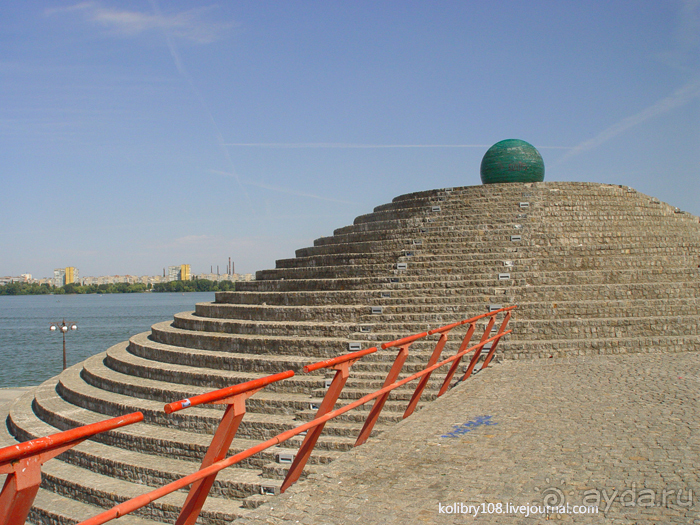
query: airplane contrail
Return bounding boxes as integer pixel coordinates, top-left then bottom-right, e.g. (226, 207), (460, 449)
(558, 78), (700, 164)
(148, 0), (254, 213)
(224, 142), (572, 149)
(210, 170), (359, 205)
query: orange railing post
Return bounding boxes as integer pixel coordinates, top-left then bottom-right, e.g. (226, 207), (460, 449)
(481, 310), (513, 370)
(280, 347), (377, 493)
(438, 322), (476, 397)
(0, 411), (143, 525)
(462, 315), (497, 381)
(165, 370), (294, 525)
(403, 330), (450, 418)
(354, 335), (419, 447)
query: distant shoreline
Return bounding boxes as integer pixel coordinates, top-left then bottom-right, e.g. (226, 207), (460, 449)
(0, 279), (236, 296)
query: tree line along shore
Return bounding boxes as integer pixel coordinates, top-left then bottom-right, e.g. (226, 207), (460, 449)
(0, 279), (236, 296)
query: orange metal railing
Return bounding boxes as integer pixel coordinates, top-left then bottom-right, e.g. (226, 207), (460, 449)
(0, 306), (515, 525)
(0, 412), (144, 524)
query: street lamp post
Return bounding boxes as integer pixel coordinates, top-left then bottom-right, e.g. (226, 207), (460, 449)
(49, 319), (78, 370)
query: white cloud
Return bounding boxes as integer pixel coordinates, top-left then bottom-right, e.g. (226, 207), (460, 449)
(46, 2), (234, 43)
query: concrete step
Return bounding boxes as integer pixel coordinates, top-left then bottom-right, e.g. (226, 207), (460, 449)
(505, 334), (700, 359)
(128, 332), (311, 374)
(148, 322), (350, 359)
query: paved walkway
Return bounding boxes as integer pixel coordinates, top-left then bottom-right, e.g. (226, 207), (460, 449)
(0, 386), (36, 418)
(236, 352), (700, 525)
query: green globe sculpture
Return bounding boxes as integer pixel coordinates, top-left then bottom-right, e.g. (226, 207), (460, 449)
(480, 139), (545, 184)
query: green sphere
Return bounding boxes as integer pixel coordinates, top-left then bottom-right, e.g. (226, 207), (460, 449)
(480, 139), (545, 184)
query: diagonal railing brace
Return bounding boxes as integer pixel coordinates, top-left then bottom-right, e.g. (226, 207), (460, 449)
(164, 370), (294, 525)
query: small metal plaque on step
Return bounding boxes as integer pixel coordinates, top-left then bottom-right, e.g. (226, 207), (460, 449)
(519, 202), (530, 208)
(444, 187), (454, 192)
(261, 486), (277, 496)
(413, 239), (423, 245)
(489, 304), (502, 312)
(277, 453), (295, 464)
(396, 263), (408, 270)
(360, 325), (372, 333)
(371, 306), (383, 314)
(482, 342), (493, 351)
(348, 342), (362, 351)
(381, 291), (391, 298)
(510, 235), (522, 242)
(498, 273), (511, 280)
(431, 206), (441, 212)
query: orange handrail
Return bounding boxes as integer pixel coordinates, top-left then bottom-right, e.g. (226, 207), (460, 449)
(0, 412), (143, 466)
(164, 370), (294, 413)
(0, 412), (143, 525)
(76, 305), (515, 525)
(78, 326), (513, 525)
(0, 306), (515, 525)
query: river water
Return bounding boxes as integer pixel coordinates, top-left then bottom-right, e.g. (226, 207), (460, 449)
(0, 292), (215, 388)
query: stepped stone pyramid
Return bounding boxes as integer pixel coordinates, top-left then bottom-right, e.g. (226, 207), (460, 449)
(3, 181), (700, 524)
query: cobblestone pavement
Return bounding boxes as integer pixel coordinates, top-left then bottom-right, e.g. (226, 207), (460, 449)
(237, 352), (700, 525)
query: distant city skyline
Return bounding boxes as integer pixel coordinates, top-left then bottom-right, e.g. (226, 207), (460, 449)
(2, 2), (698, 278)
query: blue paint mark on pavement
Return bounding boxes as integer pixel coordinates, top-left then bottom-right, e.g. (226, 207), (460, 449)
(440, 415), (496, 438)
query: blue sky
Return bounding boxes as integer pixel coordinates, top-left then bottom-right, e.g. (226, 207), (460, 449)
(2, 1), (699, 278)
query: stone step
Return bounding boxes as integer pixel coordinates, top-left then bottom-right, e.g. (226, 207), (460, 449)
(128, 332), (310, 373)
(235, 277), (385, 292)
(148, 322), (350, 359)
(29, 487), (167, 525)
(126, 333), (450, 381)
(213, 290), (374, 306)
(255, 260), (700, 282)
(213, 277), (700, 307)
(13, 379), (346, 466)
(186, 305), (367, 324)
(276, 250), (698, 273)
(51, 365), (387, 441)
(88, 349), (320, 409)
(510, 315), (700, 340)
(0, 413), (172, 525)
(505, 334), (700, 359)
(9, 400), (278, 503)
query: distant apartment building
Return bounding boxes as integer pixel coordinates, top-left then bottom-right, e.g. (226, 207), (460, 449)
(80, 274), (167, 286)
(193, 273), (255, 282)
(167, 264), (191, 282)
(0, 274), (32, 285)
(54, 267), (78, 287)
